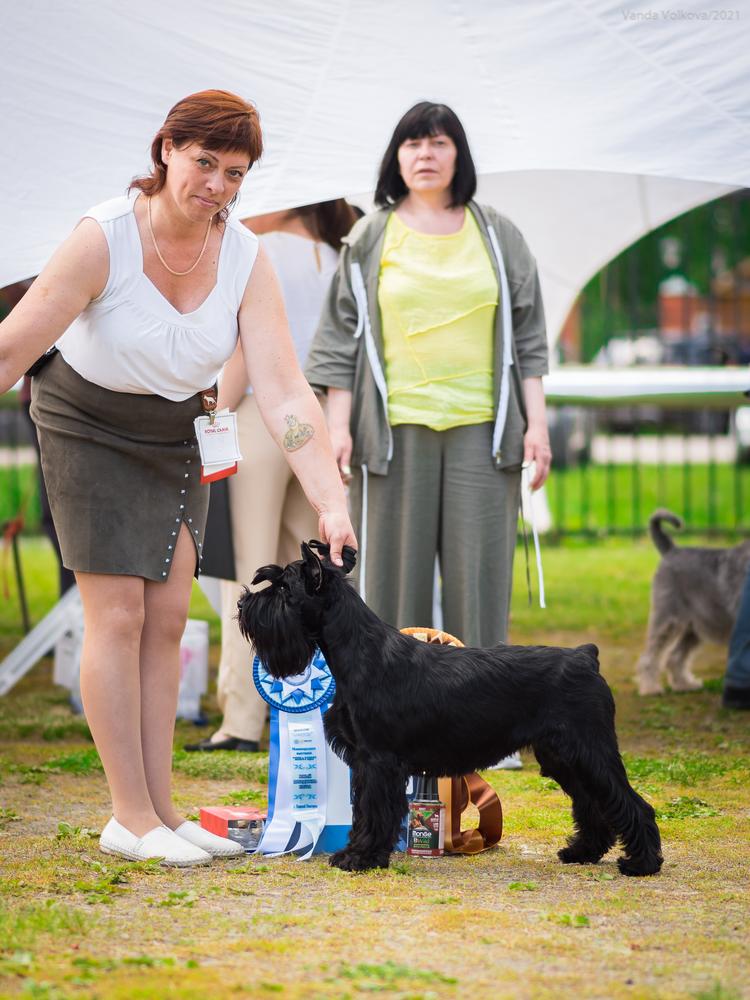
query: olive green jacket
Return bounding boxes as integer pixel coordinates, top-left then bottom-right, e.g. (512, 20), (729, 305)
(304, 200), (548, 475)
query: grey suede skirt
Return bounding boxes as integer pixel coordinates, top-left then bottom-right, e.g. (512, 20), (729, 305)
(29, 353), (209, 581)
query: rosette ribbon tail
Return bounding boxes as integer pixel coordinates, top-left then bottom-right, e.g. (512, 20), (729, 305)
(256, 708), (327, 858)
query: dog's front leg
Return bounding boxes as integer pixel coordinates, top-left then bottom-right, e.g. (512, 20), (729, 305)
(323, 694), (357, 768)
(329, 753), (407, 872)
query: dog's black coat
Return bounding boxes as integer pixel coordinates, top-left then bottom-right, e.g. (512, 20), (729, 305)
(238, 541), (663, 876)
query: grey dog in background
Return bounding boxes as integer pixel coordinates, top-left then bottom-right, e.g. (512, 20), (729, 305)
(636, 510), (750, 695)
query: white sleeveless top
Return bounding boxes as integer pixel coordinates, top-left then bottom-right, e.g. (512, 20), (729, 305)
(57, 194), (259, 401)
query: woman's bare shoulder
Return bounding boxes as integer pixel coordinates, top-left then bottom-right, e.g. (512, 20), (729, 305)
(59, 217), (110, 298)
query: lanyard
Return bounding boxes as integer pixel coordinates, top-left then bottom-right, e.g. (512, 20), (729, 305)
(200, 388), (217, 425)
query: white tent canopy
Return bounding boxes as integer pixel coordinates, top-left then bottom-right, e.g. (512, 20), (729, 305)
(2, 1), (749, 341)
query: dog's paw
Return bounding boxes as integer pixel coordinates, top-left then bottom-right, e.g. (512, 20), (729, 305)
(558, 845), (604, 865)
(328, 848), (351, 870)
(329, 848), (389, 872)
(616, 854), (663, 877)
(669, 677), (703, 693)
(636, 681), (665, 696)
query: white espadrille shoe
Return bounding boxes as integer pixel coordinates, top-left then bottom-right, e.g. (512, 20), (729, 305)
(487, 752), (523, 771)
(172, 820), (246, 858)
(99, 817), (211, 867)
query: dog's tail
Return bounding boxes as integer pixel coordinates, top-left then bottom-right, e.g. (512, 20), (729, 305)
(577, 643), (600, 672)
(649, 509), (683, 555)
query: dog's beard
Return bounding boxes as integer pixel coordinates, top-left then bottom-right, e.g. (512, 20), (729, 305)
(237, 587), (318, 678)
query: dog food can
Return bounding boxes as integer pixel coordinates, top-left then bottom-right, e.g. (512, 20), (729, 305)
(407, 800), (445, 857)
(226, 817), (265, 852)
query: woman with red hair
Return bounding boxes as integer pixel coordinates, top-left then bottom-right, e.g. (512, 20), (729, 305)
(0, 90), (356, 866)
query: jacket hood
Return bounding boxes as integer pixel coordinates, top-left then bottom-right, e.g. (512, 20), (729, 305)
(342, 207), (391, 257)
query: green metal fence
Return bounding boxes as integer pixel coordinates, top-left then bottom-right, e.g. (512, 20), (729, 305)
(3, 381), (750, 542)
(544, 378), (750, 539)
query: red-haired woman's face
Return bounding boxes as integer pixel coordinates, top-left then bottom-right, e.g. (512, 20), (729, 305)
(161, 138), (250, 220)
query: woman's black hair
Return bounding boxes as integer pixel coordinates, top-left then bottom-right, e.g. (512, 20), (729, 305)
(374, 102), (477, 209)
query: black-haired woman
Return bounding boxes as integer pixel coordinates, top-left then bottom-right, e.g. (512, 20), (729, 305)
(306, 103), (550, 743)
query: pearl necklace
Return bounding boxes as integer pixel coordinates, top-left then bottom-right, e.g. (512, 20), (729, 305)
(147, 197), (213, 277)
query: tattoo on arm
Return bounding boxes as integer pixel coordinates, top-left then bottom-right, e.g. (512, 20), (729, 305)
(283, 414), (314, 452)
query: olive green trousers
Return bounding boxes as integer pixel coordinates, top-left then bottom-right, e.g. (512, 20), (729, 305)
(350, 422), (521, 648)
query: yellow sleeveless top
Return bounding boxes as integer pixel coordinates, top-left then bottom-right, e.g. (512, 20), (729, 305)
(378, 209), (497, 431)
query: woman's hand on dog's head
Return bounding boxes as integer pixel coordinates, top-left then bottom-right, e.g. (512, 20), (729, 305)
(316, 512), (358, 568)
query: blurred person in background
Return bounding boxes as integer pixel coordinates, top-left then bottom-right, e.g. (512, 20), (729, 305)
(185, 198), (359, 752)
(724, 566), (750, 709)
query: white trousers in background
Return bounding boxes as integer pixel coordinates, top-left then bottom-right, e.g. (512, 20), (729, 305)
(217, 395), (319, 742)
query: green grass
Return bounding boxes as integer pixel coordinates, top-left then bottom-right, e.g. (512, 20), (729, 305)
(0, 537), (749, 1000)
(621, 752), (747, 786)
(655, 797), (720, 820)
(0, 466), (41, 533)
(0, 902), (89, 950)
(547, 462), (750, 536)
(218, 787), (267, 805)
(693, 985), (743, 1000)
(43, 748), (102, 774)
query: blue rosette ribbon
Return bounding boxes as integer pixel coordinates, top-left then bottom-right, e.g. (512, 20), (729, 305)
(253, 650), (350, 858)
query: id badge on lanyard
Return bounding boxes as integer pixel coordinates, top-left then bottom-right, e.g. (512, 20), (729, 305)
(194, 389), (243, 484)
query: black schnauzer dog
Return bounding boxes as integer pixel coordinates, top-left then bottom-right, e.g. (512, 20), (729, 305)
(238, 541), (663, 877)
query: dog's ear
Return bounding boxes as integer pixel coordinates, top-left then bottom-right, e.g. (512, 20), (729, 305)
(300, 542), (323, 592)
(251, 564), (284, 587)
(308, 538), (356, 575)
(307, 539), (330, 560)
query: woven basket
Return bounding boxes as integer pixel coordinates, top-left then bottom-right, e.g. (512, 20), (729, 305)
(400, 626), (464, 647)
(399, 625), (502, 854)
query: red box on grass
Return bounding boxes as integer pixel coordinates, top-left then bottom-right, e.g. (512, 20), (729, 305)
(200, 806), (266, 836)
